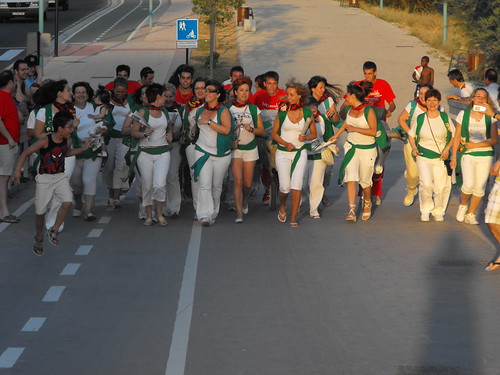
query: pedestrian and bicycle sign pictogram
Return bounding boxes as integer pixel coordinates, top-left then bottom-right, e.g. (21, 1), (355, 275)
(176, 19), (198, 49)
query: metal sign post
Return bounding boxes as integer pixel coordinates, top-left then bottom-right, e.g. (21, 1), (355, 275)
(176, 19), (199, 65)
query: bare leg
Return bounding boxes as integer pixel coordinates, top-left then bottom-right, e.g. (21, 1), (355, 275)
(232, 158), (243, 218)
(467, 194), (483, 215)
(35, 214), (45, 241)
(52, 202), (72, 232)
(0, 175), (11, 218)
(486, 223), (500, 270)
(279, 191), (288, 216)
(290, 189), (301, 224)
(460, 191), (471, 206)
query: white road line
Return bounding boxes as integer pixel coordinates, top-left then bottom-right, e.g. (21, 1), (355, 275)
(62, 0), (124, 43)
(87, 229), (103, 238)
(0, 348), (24, 368)
(164, 223), (202, 375)
(0, 198), (34, 235)
(21, 317), (46, 332)
(98, 216), (112, 224)
(42, 286), (66, 302)
(126, 0), (163, 42)
(95, 0), (144, 42)
(60, 263), (81, 276)
(75, 245), (93, 256)
(0, 49), (24, 61)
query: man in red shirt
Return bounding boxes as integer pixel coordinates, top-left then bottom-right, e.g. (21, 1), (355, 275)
(253, 71), (287, 203)
(173, 65), (195, 105)
(104, 64), (142, 95)
(0, 70), (21, 223)
(355, 61), (396, 205)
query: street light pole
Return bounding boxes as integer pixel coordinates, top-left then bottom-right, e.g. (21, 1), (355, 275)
(149, 0), (153, 27)
(442, 0), (448, 45)
(54, 0), (59, 56)
(380, 0), (383, 12)
(38, 0), (44, 67)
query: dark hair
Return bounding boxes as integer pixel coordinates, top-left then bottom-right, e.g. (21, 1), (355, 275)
(140, 66), (154, 79)
(24, 54), (39, 67)
(230, 66), (244, 76)
(193, 77), (207, 87)
(485, 68), (498, 83)
(346, 80), (373, 102)
(254, 74), (265, 90)
(205, 79), (225, 102)
(307, 75), (344, 103)
(425, 89), (441, 101)
(38, 79), (69, 107)
(363, 61), (377, 71)
(447, 69), (464, 82)
(419, 83), (434, 91)
(264, 71), (279, 82)
(132, 85), (148, 106)
(0, 70), (14, 88)
(13, 59), (27, 72)
(168, 64), (194, 87)
(305, 96), (319, 108)
(145, 83), (166, 104)
(72, 81), (94, 102)
(53, 110), (74, 131)
(113, 76), (128, 89)
(116, 64), (130, 76)
(421, 56), (430, 62)
(94, 85), (111, 105)
(232, 76), (252, 93)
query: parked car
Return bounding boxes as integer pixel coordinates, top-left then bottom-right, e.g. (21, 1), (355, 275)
(48, 0), (68, 10)
(0, 0), (49, 21)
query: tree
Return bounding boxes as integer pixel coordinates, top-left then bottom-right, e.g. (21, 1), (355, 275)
(192, 0), (245, 78)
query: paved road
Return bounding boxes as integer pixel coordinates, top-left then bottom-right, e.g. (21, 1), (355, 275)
(1, 0), (500, 374)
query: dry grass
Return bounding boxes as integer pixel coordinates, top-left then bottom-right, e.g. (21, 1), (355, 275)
(358, 2), (470, 58)
(190, 16), (240, 81)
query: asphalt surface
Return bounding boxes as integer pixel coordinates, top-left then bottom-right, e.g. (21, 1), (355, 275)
(1, 0), (500, 374)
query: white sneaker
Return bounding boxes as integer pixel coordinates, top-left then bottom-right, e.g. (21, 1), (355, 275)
(421, 213), (430, 222)
(464, 213), (479, 225)
(434, 214), (444, 222)
(72, 209), (82, 217)
(403, 188), (418, 206)
(456, 204), (468, 222)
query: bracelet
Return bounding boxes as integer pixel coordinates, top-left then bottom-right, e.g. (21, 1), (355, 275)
(249, 127), (254, 133)
(143, 132), (147, 137)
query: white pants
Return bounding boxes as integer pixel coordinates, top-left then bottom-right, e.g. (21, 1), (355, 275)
(343, 144), (377, 189)
(165, 142), (182, 215)
(102, 138), (129, 190)
(461, 154), (493, 197)
(195, 151), (231, 221)
(417, 156), (450, 215)
(70, 157), (102, 195)
(186, 144), (199, 210)
(137, 151), (170, 206)
(303, 159), (327, 216)
(275, 149), (307, 193)
(46, 156), (75, 231)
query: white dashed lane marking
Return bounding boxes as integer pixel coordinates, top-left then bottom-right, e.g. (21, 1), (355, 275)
(60, 263), (81, 276)
(98, 216), (112, 224)
(75, 245), (93, 256)
(87, 229), (103, 238)
(0, 348), (24, 368)
(42, 286), (66, 302)
(21, 317), (46, 332)
(0, 49), (23, 61)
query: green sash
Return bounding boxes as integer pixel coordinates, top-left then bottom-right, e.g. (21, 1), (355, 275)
(126, 144), (170, 179)
(345, 105), (389, 151)
(414, 112), (452, 158)
(277, 144), (309, 175)
(337, 141), (376, 186)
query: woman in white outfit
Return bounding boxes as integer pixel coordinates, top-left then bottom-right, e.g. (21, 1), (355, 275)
(70, 82), (105, 221)
(34, 79), (76, 231)
(450, 88), (497, 224)
(131, 83), (172, 226)
(228, 76), (264, 223)
(192, 80), (233, 226)
(272, 80), (317, 228)
(183, 77), (206, 217)
(329, 81), (377, 223)
(409, 89), (455, 222)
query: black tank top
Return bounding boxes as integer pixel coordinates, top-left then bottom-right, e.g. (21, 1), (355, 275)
(39, 135), (68, 174)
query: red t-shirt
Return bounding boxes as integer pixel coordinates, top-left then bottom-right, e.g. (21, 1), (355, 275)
(175, 87), (194, 105)
(253, 88), (287, 110)
(0, 90), (20, 144)
(105, 80), (142, 95)
(355, 79), (395, 108)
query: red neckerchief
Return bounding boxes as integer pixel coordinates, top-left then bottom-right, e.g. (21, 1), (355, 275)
(54, 101), (76, 117)
(111, 94), (127, 106)
(317, 93), (329, 104)
(414, 98), (427, 108)
(186, 98), (204, 113)
(286, 102), (304, 111)
(352, 103), (366, 111)
(232, 101), (248, 108)
(147, 105), (161, 111)
(314, 111), (321, 119)
(204, 103), (222, 111)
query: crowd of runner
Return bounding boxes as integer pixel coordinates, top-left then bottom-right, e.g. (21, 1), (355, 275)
(1, 55), (500, 264)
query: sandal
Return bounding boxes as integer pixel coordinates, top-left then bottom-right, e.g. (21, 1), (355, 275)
(144, 218), (153, 226)
(485, 260), (500, 272)
(157, 215), (168, 227)
(1, 215), (20, 223)
(362, 199), (372, 221)
(47, 228), (59, 246)
(346, 204), (357, 223)
(33, 236), (44, 256)
(290, 222), (299, 228)
(277, 210), (287, 223)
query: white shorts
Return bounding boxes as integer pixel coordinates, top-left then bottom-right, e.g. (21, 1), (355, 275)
(0, 144), (18, 176)
(35, 173), (73, 215)
(232, 147), (259, 162)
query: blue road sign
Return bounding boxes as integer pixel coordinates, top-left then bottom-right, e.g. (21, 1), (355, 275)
(176, 19), (198, 41)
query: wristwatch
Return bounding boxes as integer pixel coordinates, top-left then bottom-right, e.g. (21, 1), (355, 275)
(207, 119), (212, 125)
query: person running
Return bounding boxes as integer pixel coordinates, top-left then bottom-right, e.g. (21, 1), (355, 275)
(272, 79), (317, 228)
(330, 81), (377, 223)
(412, 56), (434, 97)
(12, 111), (91, 255)
(228, 76), (264, 223)
(409, 89), (455, 222)
(450, 88), (497, 224)
(168, 64), (195, 105)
